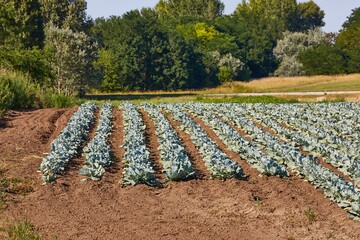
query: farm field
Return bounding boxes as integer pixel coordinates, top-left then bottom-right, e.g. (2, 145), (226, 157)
(1, 102), (360, 239)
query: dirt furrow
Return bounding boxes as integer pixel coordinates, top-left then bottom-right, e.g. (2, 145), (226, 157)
(104, 107), (124, 184)
(162, 110), (210, 179)
(188, 113), (257, 178)
(138, 109), (165, 185)
(1, 108), (360, 240)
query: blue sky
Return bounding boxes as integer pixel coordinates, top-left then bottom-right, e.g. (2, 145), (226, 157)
(86, 0), (360, 33)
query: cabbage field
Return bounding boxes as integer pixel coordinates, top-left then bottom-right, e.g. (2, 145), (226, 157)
(39, 101), (360, 219)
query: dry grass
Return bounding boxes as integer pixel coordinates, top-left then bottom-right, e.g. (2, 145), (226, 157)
(205, 74), (360, 94)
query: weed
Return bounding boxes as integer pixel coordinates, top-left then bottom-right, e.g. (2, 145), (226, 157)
(304, 207), (316, 222)
(0, 177), (34, 194)
(5, 220), (41, 240)
(0, 162), (7, 177)
(252, 195), (263, 206)
(325, 231), (334, 239)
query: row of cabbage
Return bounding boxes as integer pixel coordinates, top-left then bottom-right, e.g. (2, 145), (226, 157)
(80, 103), (114, 180)
(160, 104), (244, 179)
(278, 103), (360, 145)
(241, 106), (360, 186)
(39, 102), (98, 183)
(255, 104), (360, 158)
(241, 104), (360, 183)
(207, 103), (360, 218)
(140, 103), (195, 181)
(181, 103), (288, 177)
(121, 102), (156, 185)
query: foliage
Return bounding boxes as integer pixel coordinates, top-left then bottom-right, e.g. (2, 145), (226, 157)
(273, 28), (325, 76)
(40, 102), (97, 183)
(336, 7), (360, 73)
(93, 9), (206, 91)
(80, 103), (114, 180)
(156, 0), (224, 20)
(0, 71), (36, 112)
(121, 102), (157, 186)
(295, 0), (325, 31)
(40, 0), (91, 33)
(0, 47), (53, 85)
(298, 43), (347, 76)
(45, 24), (98, 96)
(0, 0), (45, 49)
(5, 220), (41, 240)
(0, 70), (78, 116)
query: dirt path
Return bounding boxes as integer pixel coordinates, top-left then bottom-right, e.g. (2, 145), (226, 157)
(0, 109), (360, 240)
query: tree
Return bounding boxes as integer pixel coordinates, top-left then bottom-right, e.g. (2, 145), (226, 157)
(295, 0), (325, 32)
(93, 49), (121, 91)
(45, 25), (98, 96)
(92, 8), (206, 91)
(273, 28), (324, 76)
(235, 0), (298, 40)
(210, 51), (244, 82)
(336, 7), (360, 73)
(40, 0), (91, 32)
(0, 0), (44, 49)
(156, 0), (224, 20)
(298, 43), (347, 75)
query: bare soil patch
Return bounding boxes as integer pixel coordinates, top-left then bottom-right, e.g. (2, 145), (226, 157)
(138, 109), (165, 184)
(163, 111), (210, 179)
(0, 108), (359, 240)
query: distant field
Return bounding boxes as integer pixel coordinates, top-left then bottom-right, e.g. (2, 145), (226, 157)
(207, 74), (360, 93)
(86, 74), (360, 103)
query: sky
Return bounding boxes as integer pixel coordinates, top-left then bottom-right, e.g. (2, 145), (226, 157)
(86, 0), (360, 33)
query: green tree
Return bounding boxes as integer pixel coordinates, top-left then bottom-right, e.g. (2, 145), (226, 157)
(45, 25), (98, 96)
(298, 43), (347, 75)
(92, 8), (207, 91)
(295, 0), (325, 31)
(40, 0), (91, 32)
(94, 49), (121, 91)
(156, 0), (224, 20)
(0, 0), (44, 49)
(336, 7), (360, 73)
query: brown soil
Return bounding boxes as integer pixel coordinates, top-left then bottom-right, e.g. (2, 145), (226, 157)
(0, 109), (359, 240)
(106, 108), (124, 183)
(163, 111), (210, 179)
(138, 109), (165, 184)
(189, 114), (258, 178)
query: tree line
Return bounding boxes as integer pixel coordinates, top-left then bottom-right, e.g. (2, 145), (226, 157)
(0, 0), (359, 95)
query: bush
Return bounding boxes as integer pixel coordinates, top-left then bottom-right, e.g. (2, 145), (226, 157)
(0, 71), (36, 111)
(0, 70), (77, 116)
(0, 47), (53, 86)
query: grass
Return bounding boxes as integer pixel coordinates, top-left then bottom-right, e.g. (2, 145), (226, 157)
(0, 177), (34, 194)
(197, 95), (299, 104)
(85, 74), (360, 104)
(304, 207), (316, 222)
(0, 161), (34, 212)
(85, 93), (300, 104)
(3, 220), (41, 240)
(206, 74), (360, 93)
